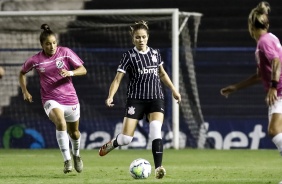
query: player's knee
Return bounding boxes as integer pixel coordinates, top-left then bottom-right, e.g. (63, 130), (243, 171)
(268, 127), (278, 137)
(149, 120), (162, 140)
(68, 130), (80, 139)
(117, 134), (133, 145)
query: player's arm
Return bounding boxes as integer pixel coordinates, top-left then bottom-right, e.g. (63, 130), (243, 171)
(105, 72), (124, 107)
(72, 65), (87, 76)
(266, 58), (281, 106)
(19, 70), (33, 103)
(159, 65), (181, 103)
(220, 70), (261, 98)
(60, 65), (87, 77)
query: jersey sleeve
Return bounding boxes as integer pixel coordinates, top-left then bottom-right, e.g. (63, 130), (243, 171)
(157, 49), (164, 66)
(65, 47), (84, 68)
(259, 37), (280, 62)
(117, 52), (130, 73)
(21, 57), (35, 73)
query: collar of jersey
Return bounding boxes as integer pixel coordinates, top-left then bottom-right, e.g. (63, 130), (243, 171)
(134, 46), (150, 54)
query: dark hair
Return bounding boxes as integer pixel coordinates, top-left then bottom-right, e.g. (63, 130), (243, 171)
(248, 1), (270, 29)
(39, 24), (55, 44)
(129, 20), (149, 36)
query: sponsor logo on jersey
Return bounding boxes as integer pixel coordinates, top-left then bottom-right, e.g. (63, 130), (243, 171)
(138, 67), (158, 76)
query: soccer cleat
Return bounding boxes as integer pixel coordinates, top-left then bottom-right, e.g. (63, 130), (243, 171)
(63, 160), (72, 174)
(99, 140), (115, 156)
(155, 166), (166, 179)
(73, 155), (83, 173)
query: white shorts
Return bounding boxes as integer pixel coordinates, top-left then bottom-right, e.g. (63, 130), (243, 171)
(268, 98), (282, 121)
(43, 100), (80, 122)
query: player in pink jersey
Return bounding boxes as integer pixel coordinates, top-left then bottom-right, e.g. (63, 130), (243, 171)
(221, 2), (282, 157)
(19, 24), (87, 174)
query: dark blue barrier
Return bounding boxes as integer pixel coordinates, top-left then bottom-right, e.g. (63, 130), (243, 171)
(0, 117), (191, 149)
(0, 116), (276, 149)
(205, 119), (276, 149)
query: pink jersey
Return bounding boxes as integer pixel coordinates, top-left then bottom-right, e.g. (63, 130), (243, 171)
(256, 33), (282, 96)
(21, 46), (84, 105)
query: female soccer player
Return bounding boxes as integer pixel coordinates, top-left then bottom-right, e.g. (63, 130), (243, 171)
(99, 20), (181, 179)
(19, 24), (87, 174)
(220, 2), (282, 155)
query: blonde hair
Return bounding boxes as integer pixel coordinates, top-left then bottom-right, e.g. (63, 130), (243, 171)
(129, 20), (149, 36)
(248, 1), (270, 30)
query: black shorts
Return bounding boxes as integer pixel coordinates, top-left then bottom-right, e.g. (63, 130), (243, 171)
(124, 99), (165, 120)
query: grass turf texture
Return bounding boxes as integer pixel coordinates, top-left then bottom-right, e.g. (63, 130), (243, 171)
(0, 149), (281, 184)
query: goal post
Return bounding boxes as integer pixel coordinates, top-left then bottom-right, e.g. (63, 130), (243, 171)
(0, 9), (204, 149)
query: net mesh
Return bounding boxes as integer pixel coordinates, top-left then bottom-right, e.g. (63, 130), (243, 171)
(0, 12), (205, 148)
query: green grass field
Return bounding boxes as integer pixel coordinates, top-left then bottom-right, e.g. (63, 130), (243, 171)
(0, 149), (281, 184)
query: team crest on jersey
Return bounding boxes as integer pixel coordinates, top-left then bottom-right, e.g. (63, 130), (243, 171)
(130, 53), (137, 58)
(56, 59), (64, 69)
(151, 55), (157, 62)
(127, 106), (135, 115)
(152, 49), (158, 54)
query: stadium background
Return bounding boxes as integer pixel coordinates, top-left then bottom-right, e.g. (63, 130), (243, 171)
(0, 0), (281, 150)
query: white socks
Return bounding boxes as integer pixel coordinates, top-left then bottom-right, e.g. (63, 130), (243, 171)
(149, 120), (162, 140)
(56, 130), (71, 161)
(116, 134), (133, 146)
(69, 136), (81, 156)
(272, 133), (282, 156)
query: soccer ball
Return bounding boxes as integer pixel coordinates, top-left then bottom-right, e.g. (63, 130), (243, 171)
(129, 158), (151, 179)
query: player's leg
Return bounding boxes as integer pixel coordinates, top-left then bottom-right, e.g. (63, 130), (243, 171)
(148, 111), (166, 179)
(268, 98), (282, 155)
(269, 114), (282, 155)
(99, 99), (144, 156)
(44, 100), (72, 173)
(65, 103), (83, 173)
(147, 99), (166, 179)
(99, 117), (138, 156)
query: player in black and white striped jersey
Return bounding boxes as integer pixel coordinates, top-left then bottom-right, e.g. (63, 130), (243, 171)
(99, 20), (181, 179)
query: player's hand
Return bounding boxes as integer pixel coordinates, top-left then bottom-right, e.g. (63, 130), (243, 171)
(23, 92), (33, 103)
(173, 91), (181, 104)
(105, 98), (114, 107)
(220, 85), (236, 98)
(266, 88), (277, 106)
(60, 69), (73, 77)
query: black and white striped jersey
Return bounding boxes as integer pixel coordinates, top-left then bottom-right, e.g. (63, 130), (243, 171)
(117, 46), (164, 100)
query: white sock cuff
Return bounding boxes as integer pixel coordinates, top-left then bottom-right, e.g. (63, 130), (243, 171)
(149, 120), (162, 140)
(272, 133), (282, 155)
(56, 130), (68, 138)
(272, 133), (282, 144)
(68, 135), (81, 142)
(116, 134), (133, 145)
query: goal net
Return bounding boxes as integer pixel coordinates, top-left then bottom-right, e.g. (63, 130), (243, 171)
(0, 9), (205, 149)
